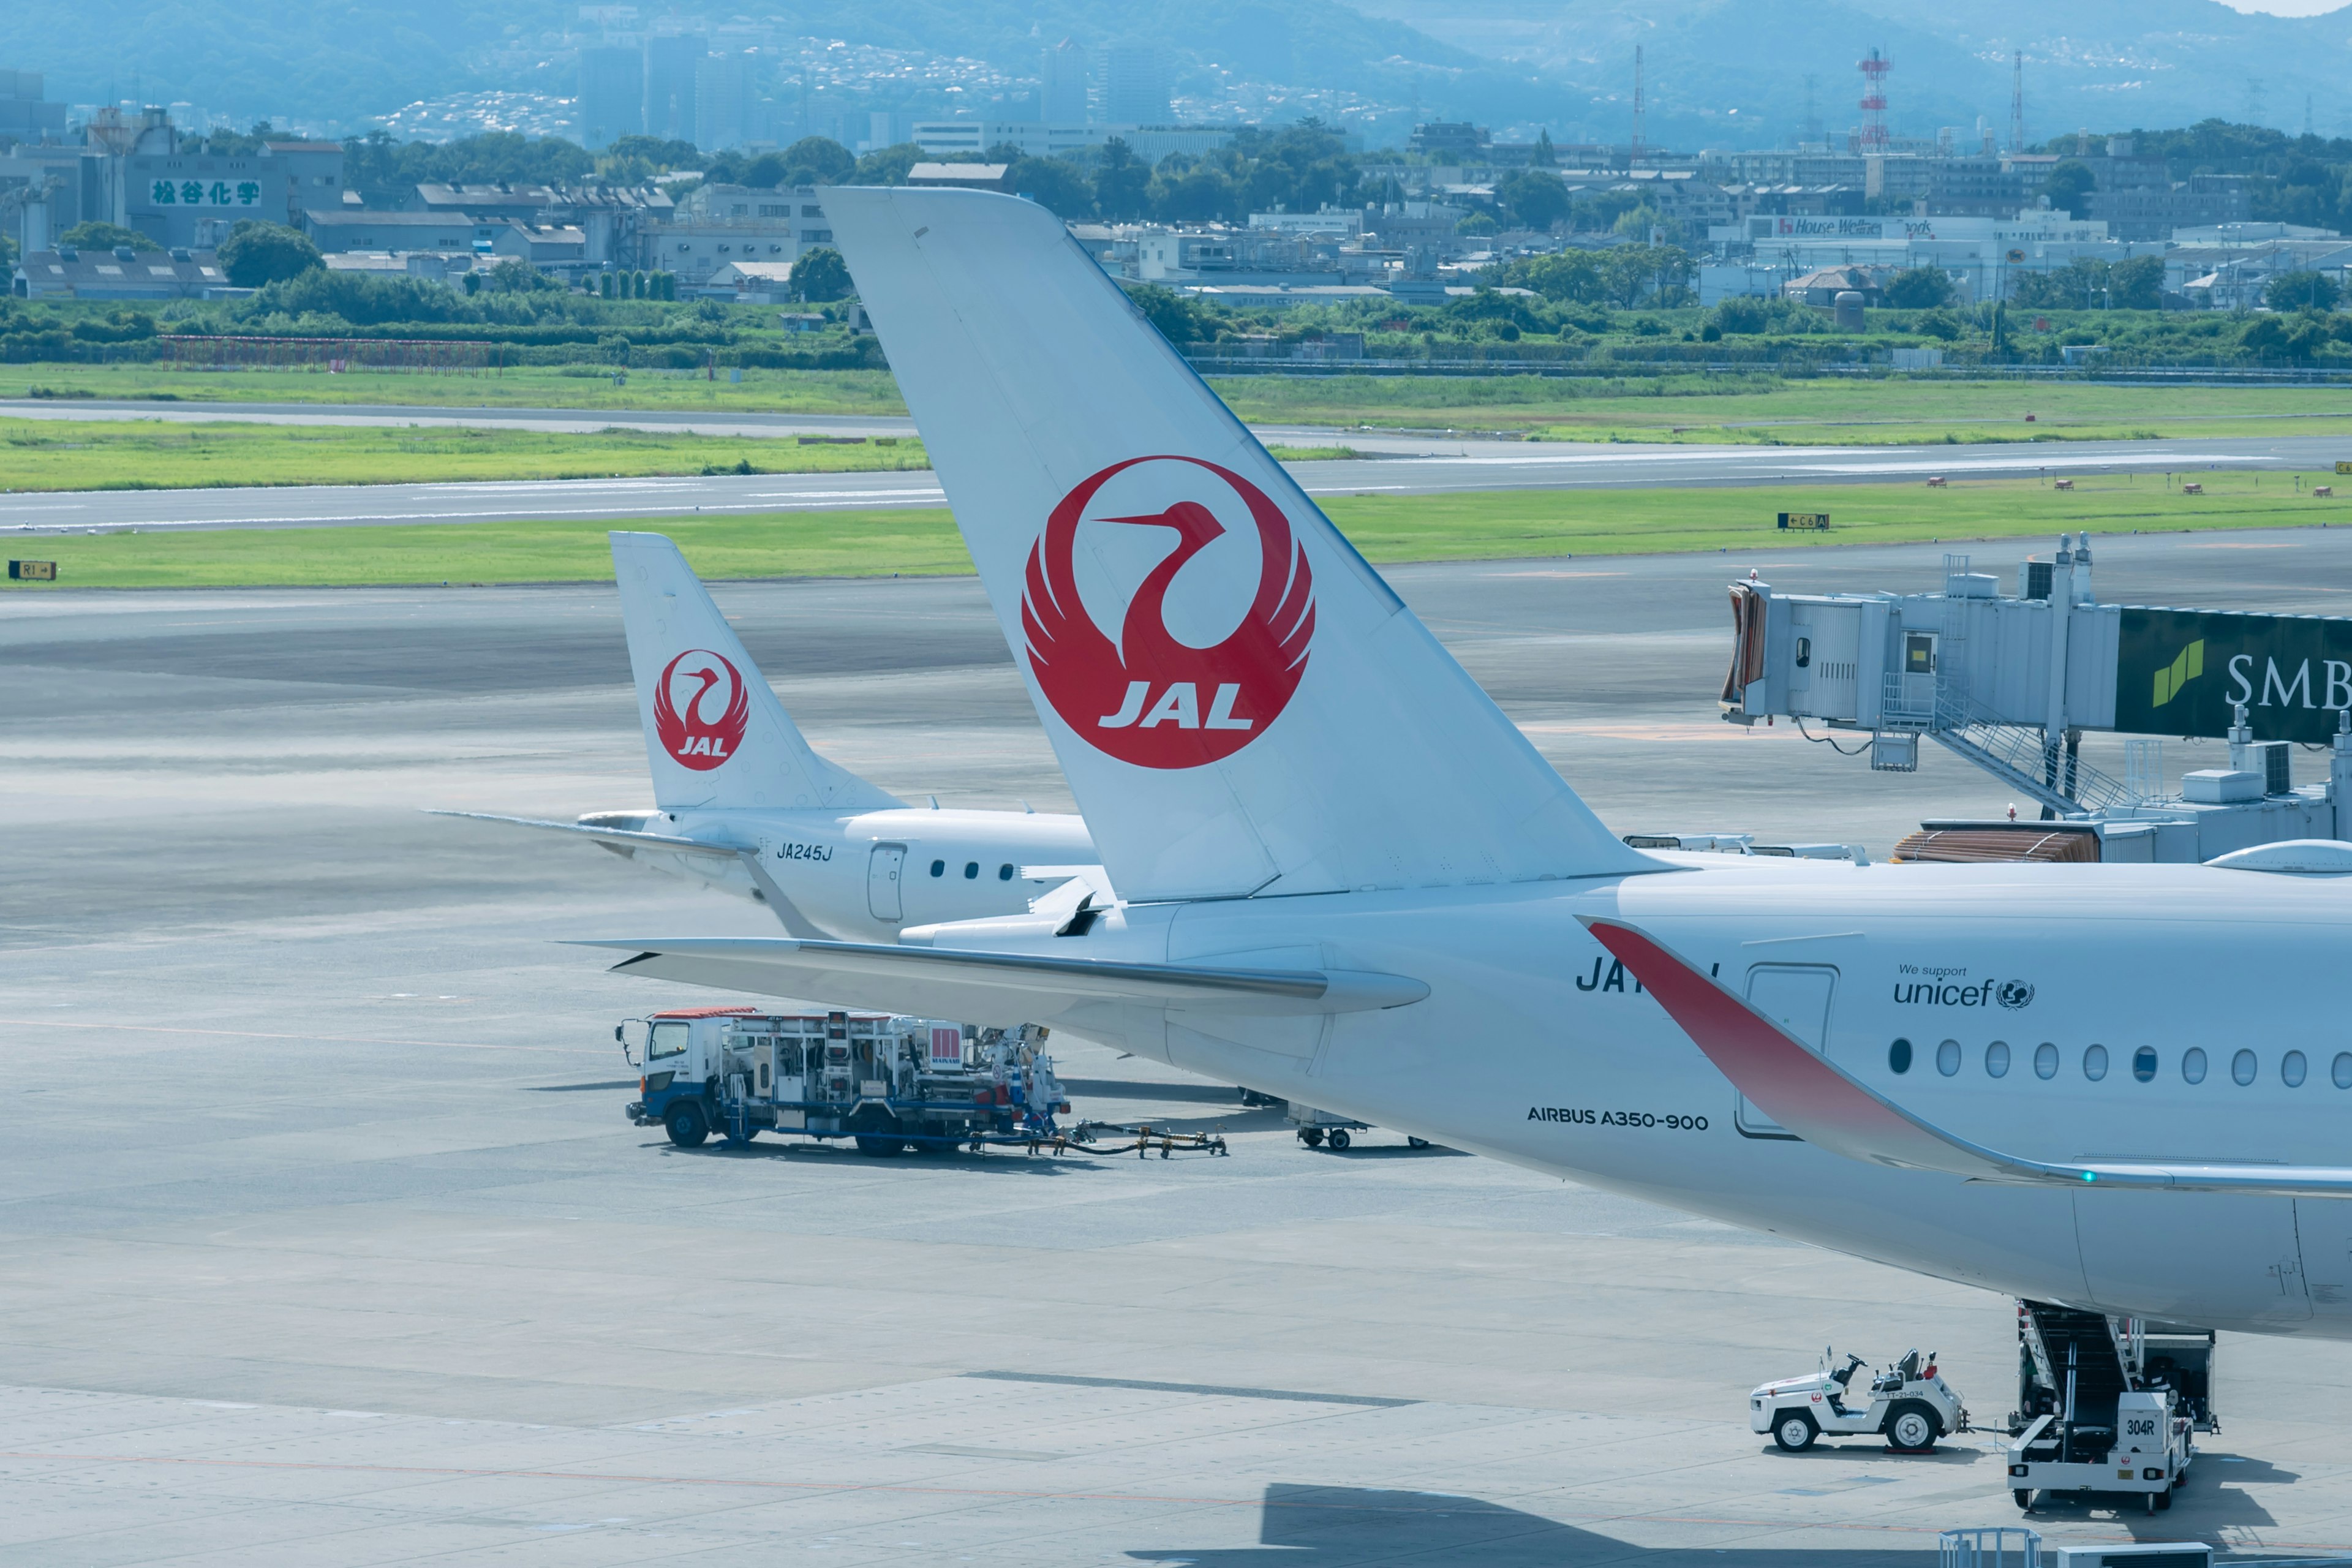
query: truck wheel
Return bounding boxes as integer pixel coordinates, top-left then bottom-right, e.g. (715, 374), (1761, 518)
(2014, 1490), (2034, 1512)
(854, 1135), (905, 1158)
(1327, 1128), (1352, 1151)
(1773, 1411), (1818, 1452)
(665, 1103), (709, 1148)
(2155, 1487), (2173, 1512)
(1299, 1128), (1324, 1147)
(1887, 1403), (1939, 1453)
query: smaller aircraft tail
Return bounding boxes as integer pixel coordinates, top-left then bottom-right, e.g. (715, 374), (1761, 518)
(611, 531), (902, 813)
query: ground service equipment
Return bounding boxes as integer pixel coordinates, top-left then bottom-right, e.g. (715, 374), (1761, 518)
(1721, 535), (2352, 859)
(620, 1007), (1069, 1155)
(2006, 1301), (2209, 1514)
(1751, 1346), (1969, 1452)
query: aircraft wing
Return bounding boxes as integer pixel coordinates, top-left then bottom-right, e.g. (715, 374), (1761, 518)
(1581, 916), (2352, 1199)
(575, 937), (1429, 1026)
(428, 809), (745, 858)
(435, 811), (831, 938)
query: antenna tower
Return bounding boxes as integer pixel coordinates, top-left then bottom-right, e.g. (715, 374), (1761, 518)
(2008, 50), (2024, 154)
(1801, 72), (1820, 144)
(1857, 46), (1890, 154)
(1629, 45), (1644, 171)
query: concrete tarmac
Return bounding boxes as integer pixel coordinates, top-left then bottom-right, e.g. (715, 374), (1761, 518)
(2, 434), (2325, 535)
(7, 531), (2352, 1563)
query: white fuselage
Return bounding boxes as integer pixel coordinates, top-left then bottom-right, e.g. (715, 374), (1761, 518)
(600, 805), (1095, 941)
(915, 854), (2352, 1337)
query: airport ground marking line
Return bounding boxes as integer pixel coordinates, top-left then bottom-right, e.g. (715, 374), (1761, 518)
(0, 1017), (590, 1054)
(0, 1449), (2198, 1540)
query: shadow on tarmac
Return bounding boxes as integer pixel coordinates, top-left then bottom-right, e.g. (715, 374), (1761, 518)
(1126, 1481), (2278, 1566)
(1125, 1484), (1937, 1567)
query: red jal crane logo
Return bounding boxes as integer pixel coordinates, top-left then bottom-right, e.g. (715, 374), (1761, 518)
(1022, 456), (1314, 769)
(654, 648), (750, 770)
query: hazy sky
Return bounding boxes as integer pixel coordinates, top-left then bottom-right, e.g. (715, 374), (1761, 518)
(2215, 0), (2348, 13)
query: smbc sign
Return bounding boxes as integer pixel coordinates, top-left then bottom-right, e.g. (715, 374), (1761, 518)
(2115, 606), (2352, 742)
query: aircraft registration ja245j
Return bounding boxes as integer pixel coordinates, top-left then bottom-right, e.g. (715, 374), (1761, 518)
(584, 186), (2352, 1339)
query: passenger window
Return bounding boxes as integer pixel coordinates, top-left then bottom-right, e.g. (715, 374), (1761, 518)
(2083, 1044), (2108, 1082)
(930, 859), (945, 877)
(2335, 1052), (2352, 1090)
(1936, 1039), (1961, 1076)
(2132, 1047), (2157, 1082)
(1888, 1038), (1912, 1074)
(779, 1043), (802, 1074)
(964, 861), (979, 879)
(2034, 1042), (2058, 1079)
(2283, 1050), (2309, 1088)
(998, 862), (1014, 880)
(2231, 1049), (2258, 1086)
(1985, 1041), (2010, 1078)
(647, 1022), (689, 1060)
(2182, 1047), (2208, 1084)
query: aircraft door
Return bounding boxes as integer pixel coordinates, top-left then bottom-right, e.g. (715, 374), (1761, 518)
(1735, 965), (1837, 1139)
(867, 843), (907, 921)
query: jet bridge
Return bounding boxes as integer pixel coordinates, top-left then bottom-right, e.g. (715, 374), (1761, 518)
(1722, 535), (2352, 862)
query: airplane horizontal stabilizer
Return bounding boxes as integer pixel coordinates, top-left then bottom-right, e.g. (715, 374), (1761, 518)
(576, 936), (1428, 1027)
(1583, 917), (2352, 1199)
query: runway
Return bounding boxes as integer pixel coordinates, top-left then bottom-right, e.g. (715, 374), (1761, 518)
(7, 529), (2352, 1562)
(2, 427), (2332, 534)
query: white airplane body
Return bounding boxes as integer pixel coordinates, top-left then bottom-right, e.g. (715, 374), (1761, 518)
(446, 531), (1098, 942)
(590, 186), (2352, 1341)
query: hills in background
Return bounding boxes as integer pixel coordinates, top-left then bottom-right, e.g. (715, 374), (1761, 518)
(1, 0), (2347, 148)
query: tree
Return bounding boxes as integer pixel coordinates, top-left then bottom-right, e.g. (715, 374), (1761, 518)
(1596, 244), (1692, 307)
(1457, 211), (1498, 236)
(2265, 270), (2340, 312)
(59, 221), (160, 253)
(792, 246), (851, 302)
(1531, 129), (1556, 168)
(2042, 159), (2097, 220)
(1005, 154), (1093, 218)
(1882, 266), (1956, 309)
(2101, 254), (2160, 310)
(1497, 170), (1569, 231)
(601, 135), (703, 173)
(481, 257), (561, 293)
(217, 220), (323, 287)
(1125, 282), (1213, 344)
(779, 136), (856, 187)
(1095, 138), (1151, 221)
(1506, 249), (1600, 303)
(853, 143), (923, 186)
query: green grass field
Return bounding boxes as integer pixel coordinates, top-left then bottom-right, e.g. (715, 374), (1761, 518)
(0, 417), (925, 491)
(13, 363), (907, 414)
(6, 472), (2338, 590)
(1216, 375), (2352, 446)
(20, 363), (2352, 448)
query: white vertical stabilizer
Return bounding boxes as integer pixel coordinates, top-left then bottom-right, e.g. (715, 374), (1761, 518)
(822, 187), (1654, 899)
(611, 531), (902, 813)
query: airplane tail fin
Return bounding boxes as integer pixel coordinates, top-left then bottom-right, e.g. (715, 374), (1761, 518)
(821, 187), (1656, 900)
(611, 531), (902, 813)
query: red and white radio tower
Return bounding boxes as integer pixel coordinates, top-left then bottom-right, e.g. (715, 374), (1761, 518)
(1857, 46), (1891, 153)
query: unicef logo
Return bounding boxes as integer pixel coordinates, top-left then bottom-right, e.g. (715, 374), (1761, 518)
(1996, 980), (2036, 1011)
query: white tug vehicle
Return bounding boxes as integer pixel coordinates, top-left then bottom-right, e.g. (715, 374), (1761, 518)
(1751, 1348), (1970, 1453)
